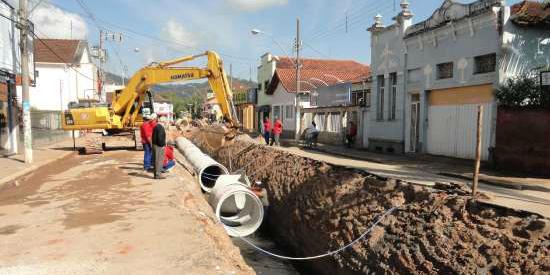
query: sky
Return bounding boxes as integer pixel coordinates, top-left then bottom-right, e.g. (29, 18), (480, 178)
(27, 0), (524, 81)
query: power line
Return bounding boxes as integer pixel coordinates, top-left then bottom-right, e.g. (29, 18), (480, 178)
(309, 1), (394, 43)
(307, 1), (394, 42)
(71, 0), (256, 64)
(31, 29), (96, 81)
(306, 0), (390, 40)
(303, 42), (330, 59)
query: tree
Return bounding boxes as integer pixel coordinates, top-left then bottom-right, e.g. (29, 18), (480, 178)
(495, 74), (550, 108)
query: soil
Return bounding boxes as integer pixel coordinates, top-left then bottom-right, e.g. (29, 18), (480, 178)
(188, 130), (550, 275)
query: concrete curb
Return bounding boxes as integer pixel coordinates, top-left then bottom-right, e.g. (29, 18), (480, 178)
(291, 142), (550, 193)
(439, 172), (550, 193)
(0, 150), (74, 189)
(310, 147), (385, 164)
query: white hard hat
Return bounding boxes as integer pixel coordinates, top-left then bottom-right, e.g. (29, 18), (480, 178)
(150, 113), (158, 120)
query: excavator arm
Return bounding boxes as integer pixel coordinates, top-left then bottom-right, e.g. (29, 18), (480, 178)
(62, 51), (239, 130)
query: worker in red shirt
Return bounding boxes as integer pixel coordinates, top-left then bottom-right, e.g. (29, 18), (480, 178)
(163, 144), (176, 172)
(140, 114), (157, 171)
(262, 116), (271, 145)
(271, 117), (283, 146)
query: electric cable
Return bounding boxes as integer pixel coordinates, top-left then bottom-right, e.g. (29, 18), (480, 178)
(31, 29), (96, 82)
(226, 206), (399, 261)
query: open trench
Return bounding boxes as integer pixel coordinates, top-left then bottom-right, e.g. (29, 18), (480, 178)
(185, 130), (549, 275)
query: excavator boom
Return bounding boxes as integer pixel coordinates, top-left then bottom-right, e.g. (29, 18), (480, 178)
(62, 51), (239, 131)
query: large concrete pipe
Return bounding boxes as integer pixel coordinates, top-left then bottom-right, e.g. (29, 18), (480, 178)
(209, 175), (264, 237)
(175, 137), (229, 192)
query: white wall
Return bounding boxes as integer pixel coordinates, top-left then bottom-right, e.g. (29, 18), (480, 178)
(257, 53), (277, 107)
(30, 53), (97, 111)
(29, 64), (73, 111)
(269, 84), (310, 132)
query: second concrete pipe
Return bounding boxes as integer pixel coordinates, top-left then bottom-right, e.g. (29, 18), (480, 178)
(175, 137), (229, 192)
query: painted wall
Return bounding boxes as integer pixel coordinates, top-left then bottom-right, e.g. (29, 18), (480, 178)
(495, 107), (550, 176)
(500, 7), (550, 80)
(0, 2), (34, 79)
(369, 21), (408, 151)
(30, 59), (97, 111)
(269, 83), (310, 135)
(256, 53), (277, 107)
(403, 7), (500, 154)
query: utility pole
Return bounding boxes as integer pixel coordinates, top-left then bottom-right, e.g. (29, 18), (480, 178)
(98, 30), (104, 99)
(97, 31), (123, 98)
(19, 0), (33, 163)
(294, 17), (301, 141)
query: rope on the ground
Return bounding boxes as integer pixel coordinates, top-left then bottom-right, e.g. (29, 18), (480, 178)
(226, 206), (399, 261)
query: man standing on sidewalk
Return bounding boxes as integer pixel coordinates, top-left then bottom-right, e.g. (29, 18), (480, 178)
(271, 117), (283, 146)
(263, 116), (271, 145)
(151, 114), (166, 179)
(140, 115), (156, 171)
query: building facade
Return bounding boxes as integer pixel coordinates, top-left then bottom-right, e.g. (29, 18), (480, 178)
(367, 2), (413, 154)
(233, 88), (257, 132)
(0, 1), (34, 154)
(31, 39), (97, 112)
(303, 79), (371, 146)
(368, 0), (549, 161)
(256, 53), (370, 138)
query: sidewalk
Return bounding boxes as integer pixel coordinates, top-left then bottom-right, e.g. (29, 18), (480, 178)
(281, 139), (550, 192)
(0, 138), (76, 189)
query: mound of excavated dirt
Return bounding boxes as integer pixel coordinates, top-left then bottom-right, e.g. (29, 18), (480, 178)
(190, 133), (550, 275)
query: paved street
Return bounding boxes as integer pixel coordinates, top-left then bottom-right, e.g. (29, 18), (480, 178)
(0, 149), (252, 275)
(280, 145), (550, 218)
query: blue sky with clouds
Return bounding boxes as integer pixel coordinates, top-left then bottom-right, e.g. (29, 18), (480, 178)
(31, 0), (522, 80)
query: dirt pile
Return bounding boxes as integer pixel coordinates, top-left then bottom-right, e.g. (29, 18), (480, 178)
(190, 133), (550, 275)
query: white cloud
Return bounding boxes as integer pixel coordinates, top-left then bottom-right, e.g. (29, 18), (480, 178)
(160, 19), (198, 50)
(30, 4), (88, 40)
(225, 0), (288, 12)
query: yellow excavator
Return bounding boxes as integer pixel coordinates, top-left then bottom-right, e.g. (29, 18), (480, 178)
(62, 51), (239, 151)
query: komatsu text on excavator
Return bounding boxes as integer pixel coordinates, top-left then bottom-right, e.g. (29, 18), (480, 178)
(61, 51), (239, 150)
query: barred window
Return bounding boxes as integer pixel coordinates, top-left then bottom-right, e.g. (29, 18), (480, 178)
(390, 73), (397, 120)
(474, 53), (496, 74)
(437, 62), (454, 79)
(377, 75), (385, 120)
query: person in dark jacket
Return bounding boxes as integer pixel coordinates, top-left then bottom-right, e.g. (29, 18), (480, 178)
(151, 114), (166, 179)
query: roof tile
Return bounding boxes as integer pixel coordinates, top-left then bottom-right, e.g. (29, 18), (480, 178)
(34, 39), (82, 64)
(268, 57), (370, 94)
(510, 1), (550, 27)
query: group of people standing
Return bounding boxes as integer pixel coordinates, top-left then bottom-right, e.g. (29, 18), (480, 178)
(262, 117), (283, 146)
(140, 114), (176, 180)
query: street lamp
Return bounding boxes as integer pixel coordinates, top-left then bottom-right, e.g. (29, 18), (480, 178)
(250, 28), (295, 63)
(251, 21), (302, 142)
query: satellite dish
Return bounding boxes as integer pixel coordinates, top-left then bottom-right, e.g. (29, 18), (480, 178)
(134, 48), (140, 53)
